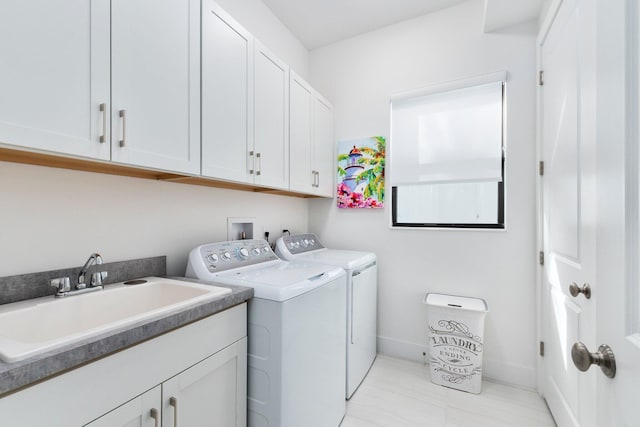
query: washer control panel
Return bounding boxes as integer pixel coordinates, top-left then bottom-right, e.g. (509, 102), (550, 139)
(198, 239), (277, 272)
(279, 233), (325, 255)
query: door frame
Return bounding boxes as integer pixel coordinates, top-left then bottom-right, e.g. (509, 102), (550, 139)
(536, 0), (562, 395)
(536, 0), (598, 423)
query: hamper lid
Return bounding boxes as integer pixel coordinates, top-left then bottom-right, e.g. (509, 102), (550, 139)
(423, 293), (488, 312)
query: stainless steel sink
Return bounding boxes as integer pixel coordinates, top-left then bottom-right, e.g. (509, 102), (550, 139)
(0, 277), (231, 363)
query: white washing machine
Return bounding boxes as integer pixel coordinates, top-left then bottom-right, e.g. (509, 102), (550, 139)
(186, 239), (346, 427)
(275, 233), (377, 399)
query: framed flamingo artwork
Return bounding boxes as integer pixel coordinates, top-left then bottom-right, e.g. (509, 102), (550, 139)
(336, 136), (385, 209)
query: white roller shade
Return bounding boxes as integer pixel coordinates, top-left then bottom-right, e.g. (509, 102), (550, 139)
(390, 80), (504, 186)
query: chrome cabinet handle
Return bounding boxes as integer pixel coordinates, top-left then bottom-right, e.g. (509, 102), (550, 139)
(569, 282), (591, 299)
(150, 408), (159, 427)
(256, 152), (261, 176)
(169, 396), (178, 426)
(571, 342), (616, 378)
(99, 103), (106, 143)
(249, 151), (255, 174)
(316, 171), (320, 187)
(312, 170), (318, 187)
(119, 109), (126, 147)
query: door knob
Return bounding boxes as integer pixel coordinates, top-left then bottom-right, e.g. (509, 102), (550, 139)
(571, 342), (616, 378)
(569, 282), (591, 299)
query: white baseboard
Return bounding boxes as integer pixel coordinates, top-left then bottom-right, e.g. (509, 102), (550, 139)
(377, 335), (537, 390)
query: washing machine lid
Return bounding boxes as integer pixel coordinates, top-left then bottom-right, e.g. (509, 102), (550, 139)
(214, 261), (345, 301)
(288, 249), (376, 271)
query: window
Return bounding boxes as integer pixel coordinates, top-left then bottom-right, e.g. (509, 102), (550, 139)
(390, 73), (506, 229)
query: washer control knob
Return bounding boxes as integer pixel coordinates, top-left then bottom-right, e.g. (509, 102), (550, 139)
(262, 246), (270, 254)
(207, 253), (219, 263)
(293, 241), (300, 248)
(238, 248), (250, 259)
(252, 248), (261, 256)
(288, 242), (295, 249)
(221, 252), (231, 261)
(302, 239), (309, 247)
(310, 239), (316, 245)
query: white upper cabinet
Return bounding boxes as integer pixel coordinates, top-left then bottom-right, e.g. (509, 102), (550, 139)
(314, 94), (334, 197)
(254, 41), (290, 190)
(0, 0), (110, 160)
(0, 0), (200, 174)
(289, 71), (334, 197)
(111, 0), (200, 174)
(201, 1), (254, 183)
(202, 2), (290, 191)
(289, 72), (315, 194)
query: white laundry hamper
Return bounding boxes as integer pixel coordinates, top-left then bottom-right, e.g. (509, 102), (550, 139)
(424, 293), (488, 394)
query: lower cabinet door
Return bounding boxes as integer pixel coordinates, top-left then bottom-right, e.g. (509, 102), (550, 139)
(162, 337), (248, 427)
(84, 386), (162, 427)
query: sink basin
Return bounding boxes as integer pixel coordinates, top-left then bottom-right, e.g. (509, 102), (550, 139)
(0, 277), (231, 363)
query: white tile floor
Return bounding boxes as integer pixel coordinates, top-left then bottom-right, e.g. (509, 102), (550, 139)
(341, 355), (556, 427)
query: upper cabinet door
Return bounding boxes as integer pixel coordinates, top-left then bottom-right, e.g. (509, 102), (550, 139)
(289, 71), (314, 194)
(314, 94), (334, 197)
(111, 0), (200, 175)
(201, 1), (254, 182)
(0, 0), (110, 160)
(254, 41), (289, 190)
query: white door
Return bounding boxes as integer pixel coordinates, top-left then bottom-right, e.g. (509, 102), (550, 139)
(85, 386), (161, 427)
(313, 93), (334, 197)
(201, 1), (254, 182)
(539, 0), (597, 425)
(0, 0), (110, 160)
(594, 1), (640, 425)
(111, 0), (200, 174)
(289, 71), (315, 194)
(254, 41), (289, 190)
(162, 338), (247, 427)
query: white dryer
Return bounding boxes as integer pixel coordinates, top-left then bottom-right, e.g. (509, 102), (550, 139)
(275, 233), (377, 399)
(186, 239), (346, 427)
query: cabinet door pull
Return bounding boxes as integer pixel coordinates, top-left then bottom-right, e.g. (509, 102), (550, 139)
(169, 396), (178, 426)
(316, 171), (320, 188)
(256, 152), (261, 176)
(249, 151), (255, 174)
(150, 408), (159, 427)
(99, 103), (106, 143)
(119, 109), (126, 147)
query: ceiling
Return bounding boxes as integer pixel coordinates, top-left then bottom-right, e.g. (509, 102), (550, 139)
(261, 0), (544, 50)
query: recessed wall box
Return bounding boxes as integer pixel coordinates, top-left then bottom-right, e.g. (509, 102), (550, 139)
(227, 217), (255, 240)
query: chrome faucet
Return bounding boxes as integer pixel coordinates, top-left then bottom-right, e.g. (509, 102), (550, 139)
(78, 253), (106, 289)
(50, 253), (108, 298)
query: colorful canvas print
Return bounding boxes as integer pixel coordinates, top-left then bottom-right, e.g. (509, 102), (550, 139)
(337, 136), (385, 208)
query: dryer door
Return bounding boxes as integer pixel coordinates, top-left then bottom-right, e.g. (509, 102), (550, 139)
(348, 262), (377, 398)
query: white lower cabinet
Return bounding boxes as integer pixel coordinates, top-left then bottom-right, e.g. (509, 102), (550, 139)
(0, 304), (247, 427)
(86, 337), (247, 427)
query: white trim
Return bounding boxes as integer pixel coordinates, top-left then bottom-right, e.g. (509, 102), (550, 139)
(376, 335), (536, 389)
(626, 0), (640, 338)
(537, 0), (563, 46)
(389, 71), (508, 103)
(535, 0), (563, 398)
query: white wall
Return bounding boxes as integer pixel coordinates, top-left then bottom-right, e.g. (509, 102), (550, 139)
(215, 0), (310, 79)
(0, 161), (308, 277)
(308, 0), (538, 388)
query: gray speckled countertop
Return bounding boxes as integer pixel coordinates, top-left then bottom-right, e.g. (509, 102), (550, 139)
(0, 277), (253, 397)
